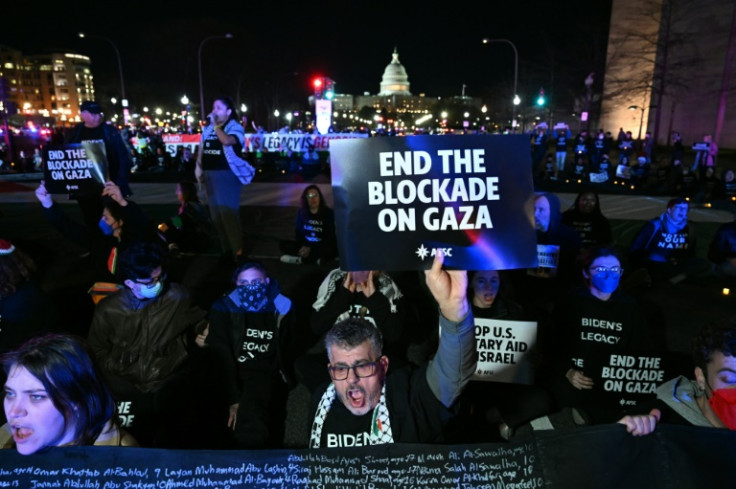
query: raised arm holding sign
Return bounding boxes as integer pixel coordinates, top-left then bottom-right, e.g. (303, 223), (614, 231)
(308, 251), (476, 448)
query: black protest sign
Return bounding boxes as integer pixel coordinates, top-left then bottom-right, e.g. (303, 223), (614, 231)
(586, 350), (692, 409)
(43, 143), (108, 194)
(330, 135), (537, 271)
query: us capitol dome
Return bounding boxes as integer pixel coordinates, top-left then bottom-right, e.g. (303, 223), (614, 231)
(378, 48), (412, 96)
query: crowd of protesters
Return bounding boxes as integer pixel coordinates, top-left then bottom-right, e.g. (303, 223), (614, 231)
(1, 105), (736, 455)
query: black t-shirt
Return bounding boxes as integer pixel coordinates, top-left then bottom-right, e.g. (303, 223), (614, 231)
(320, 399), (374, 448)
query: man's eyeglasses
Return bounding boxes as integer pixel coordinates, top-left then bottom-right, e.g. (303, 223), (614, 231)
(306, 192), (319, 198)
(135, 273), (167, 287)
(328, 360), (378, 380)
(590, 266), (624, 275)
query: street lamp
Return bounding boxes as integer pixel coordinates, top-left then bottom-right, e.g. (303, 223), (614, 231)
(481, 38), (519, 132)
(628, 105), (646, 140)
(78, 32), (128, 124)
(198, 33), (234, 122)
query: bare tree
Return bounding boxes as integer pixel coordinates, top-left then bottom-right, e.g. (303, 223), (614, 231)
(604, 0), (703, 143)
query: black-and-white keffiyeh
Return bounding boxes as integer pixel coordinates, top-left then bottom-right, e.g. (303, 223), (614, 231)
(311, 269), (403, 314)
(309, 382), (393, 448)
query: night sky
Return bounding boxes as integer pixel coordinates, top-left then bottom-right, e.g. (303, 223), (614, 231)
(3, 3), (612, 122)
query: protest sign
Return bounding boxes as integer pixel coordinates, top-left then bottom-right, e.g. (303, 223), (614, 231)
(43, 143), (107, 194)
(471, 318), (538, 384)
(583, 350), (692, 410)
(162, 133), (201, 158)
(329, 134), (537, 271)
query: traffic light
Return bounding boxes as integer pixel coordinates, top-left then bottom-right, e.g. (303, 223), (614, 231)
(313, 77), (323, 99)
(324, 78), (334, 100)
(536, 88), (546, 107)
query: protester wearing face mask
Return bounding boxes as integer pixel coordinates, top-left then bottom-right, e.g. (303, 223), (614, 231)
(86, 242), (209, 447)
(618, 318), (736, 436)
(200, 261), (296, 449)
(34, 180), (159, 304)
(539, 247), (667, 425)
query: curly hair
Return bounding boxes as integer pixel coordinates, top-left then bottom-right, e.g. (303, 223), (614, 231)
(325, 317), (383, 363)
(692, 317), (736, 373)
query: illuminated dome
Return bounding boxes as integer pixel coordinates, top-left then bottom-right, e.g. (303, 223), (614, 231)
(379, 48), (412, 96)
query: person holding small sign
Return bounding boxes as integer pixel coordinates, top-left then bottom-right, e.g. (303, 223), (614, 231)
(65, 101), (134, 230)
(194, 96), (246, 263)
(1, 334), (138, 454)
(279, 185), (338, 266)
(34, 180), (159, 305)
(542, 246), (666, 425)
(307, 250), (476, 448)
(445, 269), (552, 442)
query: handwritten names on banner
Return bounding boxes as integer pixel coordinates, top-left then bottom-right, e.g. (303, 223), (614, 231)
(3, 425), (735, 488)
(0, 441), (543, 489)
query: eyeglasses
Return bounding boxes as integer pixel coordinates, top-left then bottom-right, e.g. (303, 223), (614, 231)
(590, 266), (624, 275)
(306, 192), (319, 198)
(328, 360), (379, 381)
(236, 278), (266, 286)
(135, 273), (166, 287)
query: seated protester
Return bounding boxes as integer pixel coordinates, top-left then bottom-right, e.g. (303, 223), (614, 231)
(542, 247), (666, 425)
(694, 166), (724, 204)
(202, 261), (295, 449)
(708, 209), (736, 281)
(509, 192), (581, 319)
(652, 158), (674, 195)
(571, 155), (589, 181)
(722, 169), (736, 201)
(561, 191), (614, 249)
(157, 180), (213, 255)
(296, 268), (407, 392)
(307, 250), (476, 448)
(597, 153), (614, 182)
(542, 153), (557, 181)
(446, 270), (552, 442)
(280, 185), (338, 266)
(673, 164), (698, 200)
(618, 317), (736, 435)
(628, 156), (649, 186)
(0, 240), (54, 355)
(629, 197), (710, 285)
(86, 241), (209, 448)
(1, 334), (138, 454)
(34, 180), (159, 304)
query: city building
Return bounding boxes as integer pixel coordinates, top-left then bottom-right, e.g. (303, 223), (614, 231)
(600, 0), (736, 148)
(0, 44), (94, 125)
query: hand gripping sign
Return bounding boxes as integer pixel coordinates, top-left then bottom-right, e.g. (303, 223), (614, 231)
(329, 134), (538, 271)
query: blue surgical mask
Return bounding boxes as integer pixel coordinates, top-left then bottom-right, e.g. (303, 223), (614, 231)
(591, 273), (620, 294)
(137, 281), (163, 299)
(98, 218), (115, 236)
